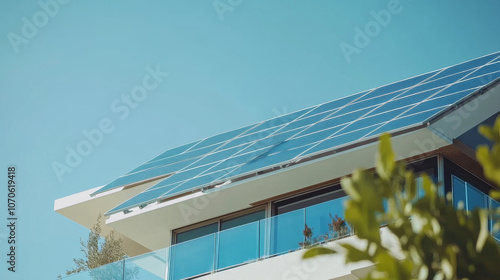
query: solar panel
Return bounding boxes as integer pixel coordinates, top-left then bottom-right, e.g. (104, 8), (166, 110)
(105, 51), (500, 214)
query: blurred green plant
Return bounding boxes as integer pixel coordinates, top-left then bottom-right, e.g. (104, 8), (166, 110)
(304, 116), (500, 280)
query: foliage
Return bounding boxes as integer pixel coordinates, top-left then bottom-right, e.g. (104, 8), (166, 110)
(62, 214), (138, 280)
(299, 224), (315, 248)
(304, 116), (500, 280)
(299, 215), (351, 248)
(329, 214), (350, 239)
(477, 116), (500, 189)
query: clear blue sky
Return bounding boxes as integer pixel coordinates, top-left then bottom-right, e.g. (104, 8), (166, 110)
(0, 0), (499, 279)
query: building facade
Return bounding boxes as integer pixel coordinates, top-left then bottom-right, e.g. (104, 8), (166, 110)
(55, 51), (500, 280)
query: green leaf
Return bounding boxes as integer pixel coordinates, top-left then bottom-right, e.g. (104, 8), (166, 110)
(478, 125), (498, 142)
(341, 243), (373, 263)
(475, 209), (489, 253)
(376, 133), (395, 180)
(303, 247), (337, 259)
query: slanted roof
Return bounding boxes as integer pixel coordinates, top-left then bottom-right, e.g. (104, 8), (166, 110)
(92, 51), (500, 215)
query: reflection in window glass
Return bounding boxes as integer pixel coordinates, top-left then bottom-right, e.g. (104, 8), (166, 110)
(452, 176), (466, 209)
(490, 198), (500, 241)
(451, 175), (499, 240)
(175, 223), (218, 244)
(466, 185), (487, 211)
(221, 210), (265, 231)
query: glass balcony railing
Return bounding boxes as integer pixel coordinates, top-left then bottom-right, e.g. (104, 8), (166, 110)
(62, 196), (352, 280)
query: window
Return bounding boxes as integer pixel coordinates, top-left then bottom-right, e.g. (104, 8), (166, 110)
(451, 176), (500, 241)
(173, 209), (266, 245)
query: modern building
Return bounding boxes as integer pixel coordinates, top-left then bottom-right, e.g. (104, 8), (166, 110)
(55, 51), (500, 280)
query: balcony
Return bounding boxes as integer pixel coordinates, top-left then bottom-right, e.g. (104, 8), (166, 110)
(61, 196), (351, 280)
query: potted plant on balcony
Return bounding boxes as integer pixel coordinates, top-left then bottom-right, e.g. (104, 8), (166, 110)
(328, 214), (350, 240)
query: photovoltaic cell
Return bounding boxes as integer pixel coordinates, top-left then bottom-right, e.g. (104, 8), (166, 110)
(243, 108), (310, 135)
(105, 51), (500, 214)
(95, 158), (199, 194)
(364, 107), (445, 138)
(361, 70), (438, 100)
(366, 87), (444, 116)
(194, 124), (255, 150)
(303, 124), (381, 156)
(300, 91), (367, 118)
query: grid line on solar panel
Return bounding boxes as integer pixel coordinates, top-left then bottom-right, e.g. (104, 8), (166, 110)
(137, 121), (311, 199)
(151, 57), (476, 194)
(213, 143), (315, 183)
(396, 58), (499, 115)
(242, 108), (313, 135)
(93, 157), (201, 194)
(143, 144), (278, 192)
(147, 141), (201, 163)
(429, 52), (500, 81)
(362, 107), (447, 138)
(190, 124), (256, 151)
(299, 91), (369, 118)
(106, 51), (500, 213)
(126, 143), (225, 175)
(159, 167), (240, 199)
(360, 71), (439, 100)
(356, 56), (500, 138)
(286, 60), (479, 160)
(98, 107), (314, 196)
(300, 123), (383, 157)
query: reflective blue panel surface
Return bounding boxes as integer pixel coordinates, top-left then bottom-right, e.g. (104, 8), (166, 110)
(270, 129), (339, 153)
(220, 126), (282, 150)
(300, 91), (367, 118)
(96, 158), (199, 194)
(402, 89), (476, 117)
(160, 168), (238, 199)
(150, 162), (219, 189)
(187, 144), (251, 169)
(223, 145), (312, 179)
(402, 70), (474, 97)
(367, 86), (445, 116)
(106, 51), (500, 212)
(361, 71), (439, 100)
(148, 141), (200, 162)
(302, 124), (380, 156)
(280, 111), (333, 133)
(430, 52), (500, 80)
(242, 130), (298, 155)
(466, 62), (500, 79)
(195, 124), (254, 149)
(347, 106), (409, 131)
(128, 144), (223, 175)
(364, 107), (444, 137)
(108, 186), (169, 213)
(295, 107), (373, 137)
(243, 108), (310, 135)
(339, 89), (404, 113)
(169, 234), (216, 280)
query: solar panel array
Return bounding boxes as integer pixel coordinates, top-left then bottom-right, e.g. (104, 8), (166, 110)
(99, 51), (500, 215)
